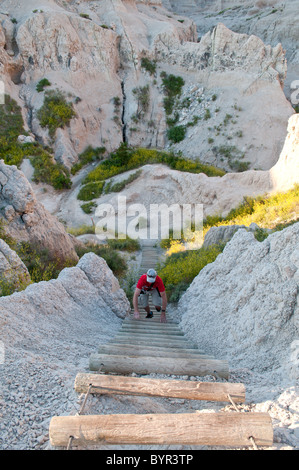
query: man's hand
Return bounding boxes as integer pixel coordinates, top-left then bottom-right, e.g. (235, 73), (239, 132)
(160, 312), (167, 323)
(134, 311), (140, 320)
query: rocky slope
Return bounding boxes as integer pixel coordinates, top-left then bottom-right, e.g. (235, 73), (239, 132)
(163, 0), (299, 100)
(0, 160), (78, 263)
(179, 223), (299, 382)
(0, 0), (295, 171)
(38, 113), (298, 234)
(0, 0), (298, 452)
(0, 252), (130, 449)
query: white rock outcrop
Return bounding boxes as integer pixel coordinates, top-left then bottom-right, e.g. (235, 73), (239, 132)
(0, 238), (31, 293)
(65, 114), (298, 235)
(0, 251), (130, 449)
(0, 252), (130, 353)
(0, 0), (294, 171)
(179, 223), (299, 381)
(0, 160), (78, 263)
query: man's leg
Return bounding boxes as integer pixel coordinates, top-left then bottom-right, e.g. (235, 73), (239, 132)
(138, 292), (152, 317)
(152, 289), (165, 322)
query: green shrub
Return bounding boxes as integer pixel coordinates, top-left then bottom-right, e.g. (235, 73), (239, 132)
(203, 184), (299, 234)
(81, 202), (96, 214)
(132, 85), (150, 119)
(67, 225), (95, 236)
(107, 237), (140, 252)
(37, 89), (76, 138)
(75, 243), (127, 277)
(84, 146), (225, 187)
(0, 94), (25, 142)
(167, 125), (186, 143)
(0, 94), (72, 189)
(36, 78), (51, 92)
(141, 57), (157, 75)
(204, 108), (211, 120)
(77, 181), (105, 201)
(161, 73), (184, 115)
(30, 149), (72, 189)
(71, 146), (106, 174)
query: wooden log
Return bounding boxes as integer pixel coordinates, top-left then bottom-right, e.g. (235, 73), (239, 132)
(119, 329), (184, 337)
(125, 317), (178, 324)
(114, 332), (188, 341)
(108, 337), (199, 349)
(98, 344), (210, 358)
(49, 412), (273, 448)
(121, 325), (183, 334)
(89, 353), (229, 379)
(74, 373), (246, 403)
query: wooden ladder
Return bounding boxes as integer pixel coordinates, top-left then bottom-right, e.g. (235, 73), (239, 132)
(48, 243), (273, 449)
(49, 370), (273, 448)
(49, 309), (273, 449)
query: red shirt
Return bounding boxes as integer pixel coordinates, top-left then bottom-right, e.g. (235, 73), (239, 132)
(136, 274), (165, 293)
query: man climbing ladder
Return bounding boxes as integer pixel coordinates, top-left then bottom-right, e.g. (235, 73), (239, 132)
(133, 269), (167, 323)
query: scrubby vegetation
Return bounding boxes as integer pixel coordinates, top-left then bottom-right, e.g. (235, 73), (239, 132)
(75, 236), (140, 277)
(71, 146), (106, 175)
(140, 57), (157, 76)
(36, 78), (51, 93)
(0, 94), (72, 189)
(103, 169), (142, 194)
(159, 184), (299, 301)
(167, 125), (187, 143)
(161, 72), (185, 116)
(203, 184), (299, 234)
(80, 144), (225, 202)
(77, 181), (105, 201)
(158, 244), (225, 302)
(132, 85), (150, 122)
(0, 220), (77, 296)
(37, 89), (76, 138)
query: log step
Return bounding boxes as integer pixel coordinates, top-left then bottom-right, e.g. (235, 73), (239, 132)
(89, 353), (229, 379)
(108, 338), (199, 349)
(74, 373), (245, 403)
(98, 344), (209, 358)
(49, 412), (273, 448)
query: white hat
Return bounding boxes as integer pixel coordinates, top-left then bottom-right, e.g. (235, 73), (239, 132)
(146, 269), (157, 283)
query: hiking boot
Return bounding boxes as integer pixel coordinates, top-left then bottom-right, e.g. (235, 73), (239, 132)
(146, 311), (153, 318)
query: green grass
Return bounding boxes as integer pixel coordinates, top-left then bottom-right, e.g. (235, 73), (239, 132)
(0, 220), (77, 296)
(75, 237), (140, 278)
(158, 185), (299, 302)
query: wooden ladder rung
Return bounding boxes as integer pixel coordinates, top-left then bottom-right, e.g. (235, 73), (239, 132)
(89, 353), (230, 379)
(74, 373), (245, 403)
(49, 412), (273, 448)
